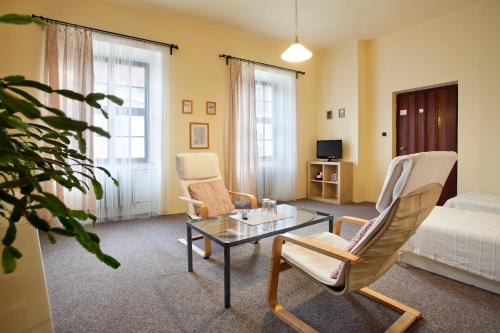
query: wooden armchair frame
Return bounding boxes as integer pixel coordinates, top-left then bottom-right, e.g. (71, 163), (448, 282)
(177, 191), (257, 259)
(267, 216), (422, 333)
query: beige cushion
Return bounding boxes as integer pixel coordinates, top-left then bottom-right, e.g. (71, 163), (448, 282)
(176, 152), (221, 180)
(282, 232), (350, 286)
(188, 180), (235, 217)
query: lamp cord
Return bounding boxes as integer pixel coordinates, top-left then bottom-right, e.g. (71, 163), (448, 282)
(294, 0), (299, 42)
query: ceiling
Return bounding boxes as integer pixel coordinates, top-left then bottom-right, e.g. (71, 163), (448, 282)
(111, 0), (477, 48)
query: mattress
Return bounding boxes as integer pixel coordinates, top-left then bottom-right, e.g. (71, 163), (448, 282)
(444, 192), (500, 215)
(401, 206), (500, 282)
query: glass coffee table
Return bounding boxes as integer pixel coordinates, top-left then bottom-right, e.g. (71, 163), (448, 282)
(186, 204), (333, 308)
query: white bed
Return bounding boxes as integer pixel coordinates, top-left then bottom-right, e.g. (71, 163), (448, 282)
(400, 206), (500, 294)
(444, 192), (500, 215)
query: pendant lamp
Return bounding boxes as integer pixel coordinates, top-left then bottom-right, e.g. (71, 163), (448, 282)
(281, 0), (312, 62)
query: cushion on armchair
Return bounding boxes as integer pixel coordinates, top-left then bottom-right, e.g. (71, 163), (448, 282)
(331, 219), (375, 279)
(188, 180), (235, 217)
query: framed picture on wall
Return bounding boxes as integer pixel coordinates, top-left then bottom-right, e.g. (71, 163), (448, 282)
(338, 108), (346, 118)
(189, 122), (209, 149)
(206, 101), (216, 115)
(182, 99), (193, 114)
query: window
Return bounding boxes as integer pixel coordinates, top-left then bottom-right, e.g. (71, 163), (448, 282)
(256, 80), (273, 161)
(254, 67), (296, 201)
(93, 56), (149, 163)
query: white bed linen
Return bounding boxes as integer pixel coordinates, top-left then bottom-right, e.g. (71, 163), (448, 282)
(444, 192), (500, 215)
(402, 206), (500, 282)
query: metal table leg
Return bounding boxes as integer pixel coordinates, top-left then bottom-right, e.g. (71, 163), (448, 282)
(187, 224), (193, 272)
(224, 245), (230, 308)
(328, 215), (334, 233)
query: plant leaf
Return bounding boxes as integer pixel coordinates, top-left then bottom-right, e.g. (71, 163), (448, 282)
(33, 192), (68, 216)
(5, 116), (28, 131)
(0, 14), (46, 26)
(2, 247), (15, 273)
(7, 87), (43, 106)
(106, 94), (124, 106)
(86, 92), (105, 101)
(3, 75), (25, 82)
(96, 166), (111, 177)
(54, 89), (85, 101)
(76, 134), (86, 154)
(51, 227), (74, 237)
(98, 253), (120, 269)
(0, 88), (41, 118)
(91, 178), (103, 200)
(88, 125), (110, 138)
(85, 99), (101, 109)
(42, 116), (88, 131)
(0, 13), (31, 25)
(9, 246), (22, 259)
(26, 211), (51, 231)
(1, 246), (22, 274)
(2, 223), (16, 246)
(8, 79), (53, 93)
(47, 232), (56, 244)
(69, 210), (88, 220)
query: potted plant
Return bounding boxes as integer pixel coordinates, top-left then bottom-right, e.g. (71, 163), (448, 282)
(0, 13), (122, 332)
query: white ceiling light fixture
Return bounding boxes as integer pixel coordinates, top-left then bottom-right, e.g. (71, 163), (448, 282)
(281, 0), (312, 63)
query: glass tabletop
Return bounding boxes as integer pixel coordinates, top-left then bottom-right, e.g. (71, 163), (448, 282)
(187, 204), (331, 246)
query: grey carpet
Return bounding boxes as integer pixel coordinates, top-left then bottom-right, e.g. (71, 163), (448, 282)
(39, 200), (500, 333)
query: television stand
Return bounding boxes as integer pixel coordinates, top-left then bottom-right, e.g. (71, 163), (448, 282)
(308, 160), (353, 204)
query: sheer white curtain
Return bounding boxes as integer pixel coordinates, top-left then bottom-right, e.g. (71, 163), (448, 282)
(255, 66), (297, 201)
(92, 33), (167, 221)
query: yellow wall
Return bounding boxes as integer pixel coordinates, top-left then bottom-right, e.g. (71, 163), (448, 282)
(367, 4), (482, 201)
(317, 40), (370, 202)
(318, 1), (500, 202)
(478, 0), (500, 194)
(0, 0), (319, 214)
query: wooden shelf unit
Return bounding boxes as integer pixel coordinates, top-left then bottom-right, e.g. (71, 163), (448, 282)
(307, 161), (353, 204)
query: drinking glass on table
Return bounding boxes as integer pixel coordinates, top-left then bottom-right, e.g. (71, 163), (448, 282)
(268, 200), (277, 214)
(261, 198), (270, 215)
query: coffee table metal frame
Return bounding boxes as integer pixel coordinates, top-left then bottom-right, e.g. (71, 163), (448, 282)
(186, 205), (333, 308)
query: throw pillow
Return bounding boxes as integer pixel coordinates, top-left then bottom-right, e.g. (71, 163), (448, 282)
(331, 219), (374, 279)
(188, 180), (235, 217)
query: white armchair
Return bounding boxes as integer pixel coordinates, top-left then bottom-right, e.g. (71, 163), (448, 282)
(268, 151), (457, 333)
(176, 152), (257, 258)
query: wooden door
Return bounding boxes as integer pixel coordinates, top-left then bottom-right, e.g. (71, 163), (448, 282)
(396, 84), (457, 205)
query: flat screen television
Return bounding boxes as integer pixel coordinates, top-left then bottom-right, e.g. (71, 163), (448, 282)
(317, 140), (342, 161)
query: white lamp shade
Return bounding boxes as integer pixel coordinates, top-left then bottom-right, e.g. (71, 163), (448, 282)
(281, 42), (313, 62)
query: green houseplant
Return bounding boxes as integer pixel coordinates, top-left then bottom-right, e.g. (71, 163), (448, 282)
(0, 13), (122, 273)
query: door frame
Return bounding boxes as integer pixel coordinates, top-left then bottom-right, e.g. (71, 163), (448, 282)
(393, 82), (459, 205)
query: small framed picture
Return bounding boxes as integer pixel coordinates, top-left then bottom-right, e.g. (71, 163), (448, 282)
(182, 99), (193, 114)
(206, 101), (216, 115)
(338, 108), (345, 118)
(326, 110), (333, 119)
(189, 122), (209, 149)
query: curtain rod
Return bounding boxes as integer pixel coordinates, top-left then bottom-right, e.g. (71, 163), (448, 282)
(219, 54), (305, 79)
(31, 14), (179, 55)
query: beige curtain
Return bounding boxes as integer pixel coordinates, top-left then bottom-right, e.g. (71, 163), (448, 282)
(224, 60), (257, 195)
(43, 23), (95, 214)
